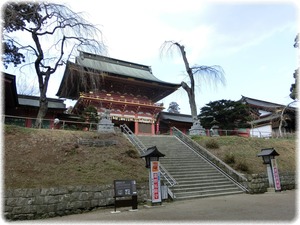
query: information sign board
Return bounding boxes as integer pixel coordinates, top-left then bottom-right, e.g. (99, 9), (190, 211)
(114, 180), (137, 197)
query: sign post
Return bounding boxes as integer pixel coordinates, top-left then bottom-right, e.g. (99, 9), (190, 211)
(257, 148), (281, 192)
(140, 146), (165, 205)
(150, 161), (162, 204)
(113, 180), (137, 213)
(271, 159), (281, 191)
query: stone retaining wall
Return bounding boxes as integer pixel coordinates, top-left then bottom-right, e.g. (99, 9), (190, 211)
(4, 183), (149, 221)
(246, 172), (296, 194)
(4, 172), (296, 220)
(78, 139), (118, 147)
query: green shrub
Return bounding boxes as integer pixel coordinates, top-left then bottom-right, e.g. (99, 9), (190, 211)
(236, 161), (249, 172)
(224, 152), (235, 164)
(125, 149), (139, 158)
(205, 139), (220, 149)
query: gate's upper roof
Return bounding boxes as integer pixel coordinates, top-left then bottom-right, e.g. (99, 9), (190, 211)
(57, 51), (181, 101)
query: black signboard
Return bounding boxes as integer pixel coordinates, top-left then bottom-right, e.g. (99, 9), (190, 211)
(113, 180), (138, 211)
(114, 180), (137, 197)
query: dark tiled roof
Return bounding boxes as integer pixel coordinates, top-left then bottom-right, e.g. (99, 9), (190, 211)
(75, 51), (181, 87)
(248, 114), (280, 125)
(159, 112), (193, 123)
(57, 52), (181, 101)
(18, 95), (66, 109)
(240, 96), (291, 109)
(76, 51), (173, 84)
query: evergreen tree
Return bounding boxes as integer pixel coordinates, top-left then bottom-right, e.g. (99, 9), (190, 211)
(290, 34), (299, 100)
(198, 99), (251, 130)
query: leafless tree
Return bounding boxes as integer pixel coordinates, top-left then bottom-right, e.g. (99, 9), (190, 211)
(160, 41), (226, 122)
(3, 2), (105, 128)
(278, 100), (297, 138)
(16, 72), (39, 96)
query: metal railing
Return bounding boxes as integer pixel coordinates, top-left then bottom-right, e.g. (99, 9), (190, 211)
(3, 114), (99, 131)
(120, 124), (177, 188)
(172, 127), (249, 192)
(120, 124), (147, 154)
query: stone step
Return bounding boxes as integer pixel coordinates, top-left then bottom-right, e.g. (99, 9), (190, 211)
(176, 177), (230, 184)
(137, 135), (245, 200)
(162, 163), (214, 169)
(162, 164), (211, 170)
(172, 183), (237, 192)
(174, 190), (245, 200)
(164, 168), (217, 174)
(175, 181), (234, 189)
(170, 170), (221, 175)
(161, 160), (208, 165)
(160, 153), (202, 157)
(173, 174), (228, 183)
(173, 187), (243, 197)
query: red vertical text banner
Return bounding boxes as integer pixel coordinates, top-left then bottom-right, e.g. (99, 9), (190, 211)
(271, 159), (281, 191)
(150, 161), (161, 203)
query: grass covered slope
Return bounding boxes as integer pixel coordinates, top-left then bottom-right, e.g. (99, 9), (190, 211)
(4, 125), (296, 189)
(4, 125), (148, 189)
(192, 136), (296, 174)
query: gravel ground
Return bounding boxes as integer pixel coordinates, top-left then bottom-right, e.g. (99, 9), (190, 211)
(37, 189), (297, 223)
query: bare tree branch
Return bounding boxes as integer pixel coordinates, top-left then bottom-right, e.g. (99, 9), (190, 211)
(3, 2), (106, 128)
(160, 40), (226, 123)
(278, 100), (297, 137)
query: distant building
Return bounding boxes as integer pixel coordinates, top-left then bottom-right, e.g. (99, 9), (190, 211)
(157, 111), (193, 135)
(3, 73), (66, 128)
(240, 96), (296, 137)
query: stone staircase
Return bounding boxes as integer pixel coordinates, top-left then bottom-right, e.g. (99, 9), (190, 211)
(138, 135), (245, 200)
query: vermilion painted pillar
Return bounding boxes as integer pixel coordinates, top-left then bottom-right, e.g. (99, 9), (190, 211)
(25, 119), (32, 128)
(134, 121), (139, 135)
(151, 123), (155, 135)
(50, 120), (54, 129)
(156, 122), (160, 134)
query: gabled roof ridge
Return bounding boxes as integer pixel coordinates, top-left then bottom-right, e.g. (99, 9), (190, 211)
(78, 51), (151, 72)
(18, 94), (65, 102)
(160, 111), (192, 117)
(240, 95), (285, 107)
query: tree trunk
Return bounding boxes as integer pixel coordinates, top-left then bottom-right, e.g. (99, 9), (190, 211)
(34, 72), (50, 128)
(181, 81), (197, 121)
(175, 43), (199, 121)
(35, 95), (48, 128)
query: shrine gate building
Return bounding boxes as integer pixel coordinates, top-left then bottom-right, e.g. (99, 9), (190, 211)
(56, 51), (181, 135)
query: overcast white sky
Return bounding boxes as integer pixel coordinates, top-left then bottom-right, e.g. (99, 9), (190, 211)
(3, 0), (299, 115)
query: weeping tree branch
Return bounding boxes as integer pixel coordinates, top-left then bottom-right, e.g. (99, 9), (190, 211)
(160, 41), (226, 121)
(3, 2), (106, 128)
(278, 100), (297, 138)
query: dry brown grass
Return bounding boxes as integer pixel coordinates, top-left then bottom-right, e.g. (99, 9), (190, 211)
(192, 136), (296, 174)
(4, 125), (296, 189)
(4, 125), (148, 189)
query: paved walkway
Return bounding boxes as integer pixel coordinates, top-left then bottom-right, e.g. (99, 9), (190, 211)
(39, 190), (297, 223)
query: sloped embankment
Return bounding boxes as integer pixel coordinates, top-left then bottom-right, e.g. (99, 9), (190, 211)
(4, 125), (148, 189)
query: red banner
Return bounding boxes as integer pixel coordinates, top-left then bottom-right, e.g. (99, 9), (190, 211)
(151, 161), (161, 203)
(271, 159), (281, 191)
